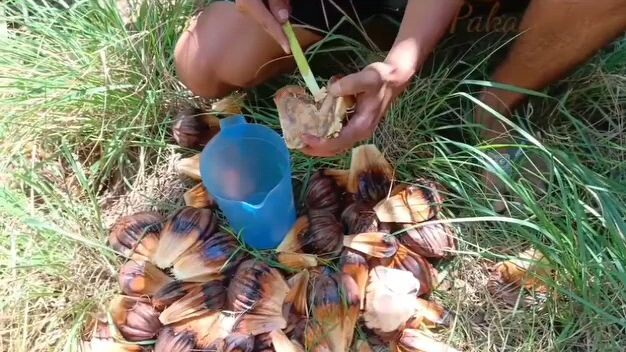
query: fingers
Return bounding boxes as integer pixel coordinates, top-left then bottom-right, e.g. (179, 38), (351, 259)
(300, 112), (377, 157)
(268, 0), (291, 23)
(235, 0), (290, 54)
(328, 62), (394, 96)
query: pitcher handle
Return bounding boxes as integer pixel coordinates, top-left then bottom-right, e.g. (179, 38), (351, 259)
(219, 115), (247, 129)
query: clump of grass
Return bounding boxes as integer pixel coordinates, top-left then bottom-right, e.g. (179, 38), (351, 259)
(1, 1), (625, 351)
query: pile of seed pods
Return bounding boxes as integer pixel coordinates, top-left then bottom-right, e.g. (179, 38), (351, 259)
(81, 144), (460, 352)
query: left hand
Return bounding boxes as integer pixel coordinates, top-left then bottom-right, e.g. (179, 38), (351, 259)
(300, 62), (412, 157)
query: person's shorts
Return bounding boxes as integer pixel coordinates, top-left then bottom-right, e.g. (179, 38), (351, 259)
(286, 0), (530, 40)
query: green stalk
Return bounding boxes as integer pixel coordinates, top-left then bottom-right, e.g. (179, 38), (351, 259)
(282, 21), (321, 97)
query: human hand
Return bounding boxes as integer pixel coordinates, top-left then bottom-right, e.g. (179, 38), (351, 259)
(235, 0), (292, 53)
(300, 62), (413, 157)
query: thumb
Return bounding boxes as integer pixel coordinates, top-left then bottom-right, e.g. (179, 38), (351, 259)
(268, 0), (291, 23)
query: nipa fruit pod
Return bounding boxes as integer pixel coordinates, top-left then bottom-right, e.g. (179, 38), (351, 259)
(343, 232), (399, 258)
(348, 144), (393, 203)
(277, 251), (319, 270)
(374, 244), (438, 297)
(159, 278), (226, 325)
(228, 260), (290, 335)
(176, 153), (201, 181)
(305, 170), (343, 216)
(278, 211), (343, 258)
(153, 207), (217, 269)
(108, 211), (162, 261)
(270, 329), (305, 352)
(391, 329), (460, 352)
(109, 295), (161, 342)
(172, 231), (242, 282)
(118, 260), (173, 297)
(155, 312), (234, 351)
(399, 223), (456, 259)
(363, 266), (420, 334)
(284, 270), (310, 317)
(222, 332), (255, 352)
(152, 280), (201, 311)
(340, 249), (369, 310)
(183, 183), (216, 209)
(81, 313), (143, 352)
(374, 178), (443, 224)
(341, 201), (379, 235)
(172, 107), (220, 149)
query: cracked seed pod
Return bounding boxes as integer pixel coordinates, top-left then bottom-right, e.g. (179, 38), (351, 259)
(212, 92), (245, 116)
(341, 201), (379, 235)
(81, 313), (143, 352)
(110, 296), (161, 342)
(348, 145), (393, 203)
(173, 231), (242, 282)
(285, 315), (307, 346)
(254, 332), (274, 352)
(343, 232), (399, 258)
(285, 270), (310, 317)
(223, 333), (255, 352)
(118, 260), (173, 297)
(374, 179), (443, 223)
(270, 330), (304, 352)
(152, 280), (201, 311)
(176, 153), (201, 180)
(391, 329), (460, 352)
(108, 211), (162, 261)
(304, 321), (332, 352)
(306, 272), (360, 352)
(399, 223), (456, 259)
(305, 170), (342, 215)
(228, 260), (289, 335)
(275, 81), (355, 149)
(155, 312), (234, 351)
(159, 279), (226, 325)
(340, 249), (369, 310)
(184, 183), (216, 209)
(414, 298), (454, 328)
(153, 207), (217, 269)
(278, 211), (343, 258)
(376, 244), (438, 297)
(364, 266), (420, 333)
(277, 252), (318, 270)
(172, 107), (220, 149)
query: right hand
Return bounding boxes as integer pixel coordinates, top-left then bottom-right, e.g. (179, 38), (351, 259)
(235, 0), (292, 54)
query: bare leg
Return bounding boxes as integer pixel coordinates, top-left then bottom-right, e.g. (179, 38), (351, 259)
(174, 1), (322, 98)
(476, 0), (626, 143)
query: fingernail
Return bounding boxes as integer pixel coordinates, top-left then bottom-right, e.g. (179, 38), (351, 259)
(282, 44), (291, 54)
(278, 9), (289, 22)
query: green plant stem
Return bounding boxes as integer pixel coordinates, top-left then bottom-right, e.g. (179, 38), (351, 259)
(282, 21), (321, 97)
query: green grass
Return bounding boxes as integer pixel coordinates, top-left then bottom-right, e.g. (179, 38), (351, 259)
(1, 1), (625, 351)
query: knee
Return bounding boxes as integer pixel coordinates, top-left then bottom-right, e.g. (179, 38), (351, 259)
(174, 3), (237, 98)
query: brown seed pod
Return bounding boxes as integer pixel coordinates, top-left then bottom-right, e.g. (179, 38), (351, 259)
(228, 260), (289, 335)
(159, 279), (226, 325)
(391, 329), (460, 352)
(285, 270), (310, 318)
(305, 170), (342, 215)
(118, 260), (173, 297)
(304, 320), (332, 352)
(376, 244), (438, 297)
(153, 207), (217, 269)
(341, 201), (380, 235)
(108, 211), (162, 261)
(270, 329), (304, 352)
(152, 280), (201, 311)
(109, 295), (161, 342)
(340, 249), (369, 310)
(414, 298), (454, 328)
(348, 145), (393, 203)
(277, 252), (318, 270)
(278, 211), (343, 258)
(81, 313), (143, 352)
(154, 326), (195, 352)
(176, 153), (201, 180)
(374, 179), (443, 224)
(211, 92), (245, 116)
(173, 231), (242, 282)
(364, 266), (420, 334)
(307, 271), (360, 352)
(343, 232), (399, 258)
(223, 333), (255, 352)
(184, 183), (216, 209)
(172, 107), (220, 149)
(399, 223), (456, 259)
(254, 332), (274, 352)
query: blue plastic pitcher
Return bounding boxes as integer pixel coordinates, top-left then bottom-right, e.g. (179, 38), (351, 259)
(199, 115), (296, 250)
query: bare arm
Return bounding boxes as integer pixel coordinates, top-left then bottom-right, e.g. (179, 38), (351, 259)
(385, 0), (464, 85)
